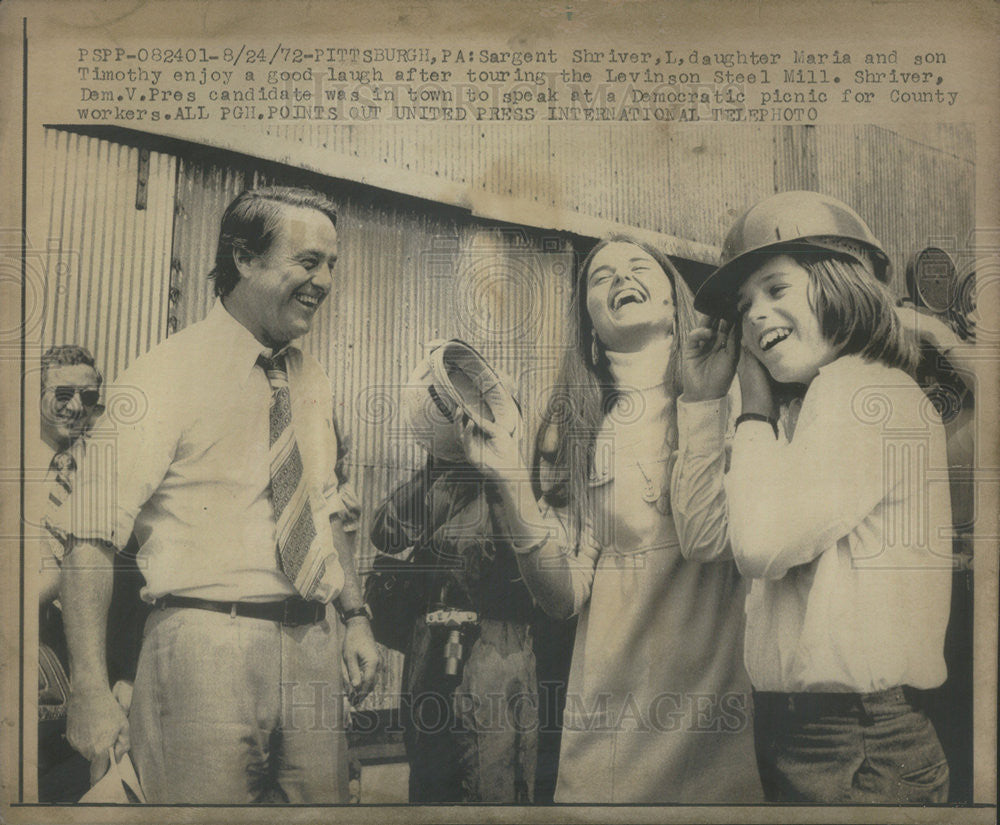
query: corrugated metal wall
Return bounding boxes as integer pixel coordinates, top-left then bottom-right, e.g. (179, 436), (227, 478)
(814, 125), (975, 288)
(40, 129), (177, 382)
(261, 122), (976, 292)
(170, 161), (250, 335)
(261, 122), (778, 254)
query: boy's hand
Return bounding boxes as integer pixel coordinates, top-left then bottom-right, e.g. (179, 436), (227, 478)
(682, 319), (740, 402)
(737, 346), (777, 420)
(895, 303), (961, 352)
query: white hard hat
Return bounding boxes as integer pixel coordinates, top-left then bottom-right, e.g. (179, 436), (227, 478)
(401, 339), (521, 461)
(695, 190), (890, 317)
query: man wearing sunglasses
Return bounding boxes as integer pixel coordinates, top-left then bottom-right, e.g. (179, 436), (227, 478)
(38, 345), (104, 614)
(37, 346), (105, 801)
(37, 346), (147, 801)
(39, 346), (103, 457)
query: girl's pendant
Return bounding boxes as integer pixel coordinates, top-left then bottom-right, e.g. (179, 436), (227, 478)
(641, 479), (660, 503)
(635, 459), (671, 513)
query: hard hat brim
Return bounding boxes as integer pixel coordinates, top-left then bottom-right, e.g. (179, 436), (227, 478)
(695, 191), (890, 318)
(431, 340), (521, 432)
(694, 239), (890, 318)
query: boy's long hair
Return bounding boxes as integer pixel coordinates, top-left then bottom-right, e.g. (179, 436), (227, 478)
(530, 235), (697, 545)
(801, 252), (918, 375)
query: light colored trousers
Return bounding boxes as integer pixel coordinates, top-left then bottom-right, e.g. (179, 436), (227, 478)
(129, 606), (348, 803)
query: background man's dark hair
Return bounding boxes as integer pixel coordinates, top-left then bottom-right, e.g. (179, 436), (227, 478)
(41, 344), (102, 388)
(209, 186), (339, 298)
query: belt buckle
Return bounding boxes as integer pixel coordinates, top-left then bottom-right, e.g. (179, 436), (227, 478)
(281, 599), (321, 627)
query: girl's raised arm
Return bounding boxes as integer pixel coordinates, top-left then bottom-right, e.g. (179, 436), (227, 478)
(456, 413), (599, 619)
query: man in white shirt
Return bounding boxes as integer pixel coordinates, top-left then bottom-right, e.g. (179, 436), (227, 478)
(58, 186), (378, 803)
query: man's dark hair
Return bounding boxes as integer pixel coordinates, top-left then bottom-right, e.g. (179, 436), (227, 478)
(209, 186), (339, 298)
(41, 345), (102, 388)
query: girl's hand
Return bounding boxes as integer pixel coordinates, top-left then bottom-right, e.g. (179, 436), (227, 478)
(681, 319), (740, 402)
(456, 412), (524, 483)
(737, 346), (777, 419)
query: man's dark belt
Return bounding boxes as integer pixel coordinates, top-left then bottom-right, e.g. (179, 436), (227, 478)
(154, 594), (325, 627)
(753, 685), (925, 722)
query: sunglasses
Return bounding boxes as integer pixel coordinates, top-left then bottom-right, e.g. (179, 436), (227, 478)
(49, 386), (101, 407)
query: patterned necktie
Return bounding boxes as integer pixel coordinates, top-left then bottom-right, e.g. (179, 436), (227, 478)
(48, 451), (76, 505)
(258, 352), (340, 602)
(43, 450), (76, 543)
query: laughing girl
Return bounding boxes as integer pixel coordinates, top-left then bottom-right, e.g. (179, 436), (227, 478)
(454, 236), (762, 803)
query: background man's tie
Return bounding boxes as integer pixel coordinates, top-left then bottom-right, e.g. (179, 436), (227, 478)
(42, 450), (77, 544)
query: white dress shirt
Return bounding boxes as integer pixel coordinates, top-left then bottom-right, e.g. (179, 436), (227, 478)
(57, 301), (347, 602)
(680, 355), (952, 693)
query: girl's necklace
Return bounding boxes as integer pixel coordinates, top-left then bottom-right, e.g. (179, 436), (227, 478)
(636, 459), (671, 514)
(612, 383), (674, 513)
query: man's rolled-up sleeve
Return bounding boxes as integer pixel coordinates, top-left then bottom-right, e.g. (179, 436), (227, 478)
(321, 395), (360, 531)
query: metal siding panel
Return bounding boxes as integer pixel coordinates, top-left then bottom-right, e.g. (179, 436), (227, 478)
(171, 160), (256, 331)
(656, 126), (773, 248)
(122, 145), (143, 366)
(66, 133), (89, 346)
(96, 139), (122, 370)
(774, 125), (819, 192)
(76, 137), (100, 351)
(40, 128), (68, 348)
(256, 123), (783, 251)
(169, 120), (977, 268)
(40, 129), (176, 381)
(87, 140), (112, 365)
(816, 124), (975, 297)
(151, 151), (176, 348)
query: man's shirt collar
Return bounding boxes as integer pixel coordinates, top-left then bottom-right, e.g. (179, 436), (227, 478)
(207, 300), (297, 385)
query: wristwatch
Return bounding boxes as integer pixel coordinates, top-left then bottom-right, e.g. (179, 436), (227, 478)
(338, 603), (373, 624)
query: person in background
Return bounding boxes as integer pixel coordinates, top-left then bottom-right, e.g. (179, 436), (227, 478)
(453, 236), (763, 803)
(896, 294), (977, 802)
(369, 340), (537, 803)
(38, 345), (105, 604)
(692, 190), (952, 803)
(55, 186), (378, 803)
(37, 345), (107, 801)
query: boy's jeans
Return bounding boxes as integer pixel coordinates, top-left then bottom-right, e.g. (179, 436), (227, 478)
(753, 686), (949, 803)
